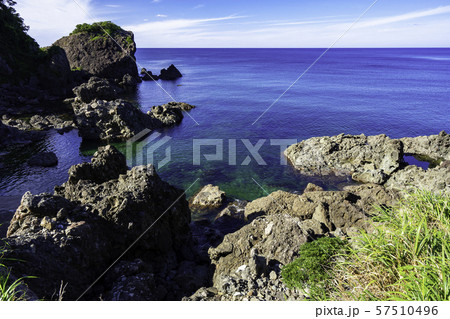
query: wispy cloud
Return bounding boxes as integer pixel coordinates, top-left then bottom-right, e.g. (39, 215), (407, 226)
(104, 4), (121, 8)
(156, 14), (168, 18)
(193, 4), (204, 10)
(15, 0), (95, 46)
(152, 0), (161, 3)
(356, 5), (450, 28)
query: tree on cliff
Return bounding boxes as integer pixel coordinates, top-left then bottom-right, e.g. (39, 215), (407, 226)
(0, 0), (41, 83)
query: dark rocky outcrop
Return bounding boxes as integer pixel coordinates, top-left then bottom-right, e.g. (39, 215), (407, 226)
(149, 102), (195, 126)
(4, 145), (202, 300)
(27, 152), (58, 167)
(73, 100), (196, 141)
(159, 64), (182, 80)
(0, 121), (44, 147)
(54, 22), (138, 82)
(72, 99), (156, 141)
(140, 68), (158, 81)
(73, 77), (122, 103)
(2, 114), (74, 132)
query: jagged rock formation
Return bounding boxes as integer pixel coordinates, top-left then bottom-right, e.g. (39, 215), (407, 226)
(149, 102), (195, 126)
(4, 145), (204, 300)
(285, 134), (403, 184)
(159, 64), (182, 80)
(285, 132), (450, 194)
(73, 99), (195, 141)
(72, 77), (122, 103)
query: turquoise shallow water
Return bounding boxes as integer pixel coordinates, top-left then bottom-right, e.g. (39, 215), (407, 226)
(1, 48), (449, 201)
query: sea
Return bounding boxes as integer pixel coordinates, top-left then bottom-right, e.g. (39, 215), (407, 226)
(1, 48), (449, 203)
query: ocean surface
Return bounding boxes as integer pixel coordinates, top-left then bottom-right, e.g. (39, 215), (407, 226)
(1, 48), (449, 204)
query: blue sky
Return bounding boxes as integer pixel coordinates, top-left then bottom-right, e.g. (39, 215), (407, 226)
(16, 0), (450, 47)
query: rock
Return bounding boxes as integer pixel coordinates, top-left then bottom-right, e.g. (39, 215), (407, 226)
(399, 131), (450, 161)
(244, 184), (399, 233)
(36, 45), (73, 96)
(159, 64), (182, 80)
(73, 77), (122, 103)
(0, 121), (44, 147)
(140, 68), (158, 81)
(385, 164), (450, 194)
(27, 152), (58, 167)
(4, 145), (195, 300)
(66, 145), (127, 184)
(54, 22), (139, 81)
(285, 134), (403, 184)
(73, 99), (196, 141)
(149, 102), (196, 126)
(190, 184), (226, 209)
(72, 99), (156, 141)
(303, 183), (324, 192)
(208, 214), (309, 286)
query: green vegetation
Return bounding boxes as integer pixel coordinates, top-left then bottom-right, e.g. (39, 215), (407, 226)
(0, 240), (26, 300)
(0, 0), (40, 83)
(126, 35), (133, 45)
(70, 21), (122, 37)
(282, 190), (450, 301)
(281, 237), (348, 300)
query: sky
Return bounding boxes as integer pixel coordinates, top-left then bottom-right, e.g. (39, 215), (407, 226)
(15, 0), (450, 48)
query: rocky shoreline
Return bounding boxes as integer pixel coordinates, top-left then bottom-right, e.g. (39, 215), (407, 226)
(1, 12), (449, 301)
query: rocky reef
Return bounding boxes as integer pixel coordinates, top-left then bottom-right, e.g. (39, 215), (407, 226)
(3, 145), (209, 300)
(72, 99), (196, 141)
(285, 131), (450, 194)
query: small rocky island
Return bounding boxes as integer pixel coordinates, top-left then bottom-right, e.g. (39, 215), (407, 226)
(1, 2), (449, 301)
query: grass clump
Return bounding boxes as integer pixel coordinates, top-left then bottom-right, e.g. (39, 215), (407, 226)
(330, 190), (450, 301)
(281, 236), (348, 300)
(0, 241), (27, 301)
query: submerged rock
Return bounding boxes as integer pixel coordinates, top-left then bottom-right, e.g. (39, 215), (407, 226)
(27, 152), (58, 167)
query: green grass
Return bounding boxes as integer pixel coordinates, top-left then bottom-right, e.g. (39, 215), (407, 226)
(281, 237), (348, 300)
(0, 241), (27, 301)
(281, 190), (450, 301)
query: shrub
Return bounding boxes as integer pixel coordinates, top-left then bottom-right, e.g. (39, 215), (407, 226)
(70, 21), (122, 37)
(281, 236), (348, 299)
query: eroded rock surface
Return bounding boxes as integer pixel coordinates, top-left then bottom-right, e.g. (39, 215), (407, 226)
(285, 134), (403, 184)
(190, 184), (226, 209)
(4, 145), (201, 300)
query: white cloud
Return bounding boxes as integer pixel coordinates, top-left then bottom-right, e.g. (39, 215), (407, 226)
(156, 14), (168, 18)
(193, 4), (205, 10)
(356, 5), (450, 28)
(152, 0), (161, 3)
(104, 4), (121, 8)
(15, 0), (95, 46)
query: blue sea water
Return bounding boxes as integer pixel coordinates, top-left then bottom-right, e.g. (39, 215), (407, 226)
(1, 48), (449, 201)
